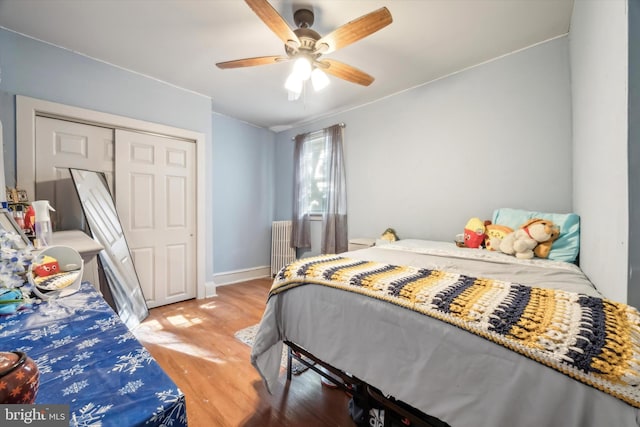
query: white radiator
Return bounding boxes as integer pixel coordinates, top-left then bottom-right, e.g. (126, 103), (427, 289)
(271, 220), (296, 276)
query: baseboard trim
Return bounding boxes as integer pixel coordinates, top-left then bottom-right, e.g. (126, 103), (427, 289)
(213, 266), (271, 287)
(204, 281), (217, 298)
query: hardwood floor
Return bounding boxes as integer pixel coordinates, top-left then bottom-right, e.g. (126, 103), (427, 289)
(133, 278), (356, 427)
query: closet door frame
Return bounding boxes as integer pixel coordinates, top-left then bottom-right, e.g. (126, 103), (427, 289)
(16, 95), (209, 300)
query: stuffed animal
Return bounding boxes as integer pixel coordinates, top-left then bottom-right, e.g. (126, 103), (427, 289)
(533, 225), (561, 258)
(380, 228), (399, 242)
(485, 223), (514, 251)
(498, 218), (560, 259)
(463, 217), (487, 249)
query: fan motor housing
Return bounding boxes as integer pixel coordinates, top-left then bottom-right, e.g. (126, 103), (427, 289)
(286, 29), (321, 58)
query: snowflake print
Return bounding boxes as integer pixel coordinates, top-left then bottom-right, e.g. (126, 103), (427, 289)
(22, 323), (68, 341)
(62, 379), (89, 396)
(147, 389), (187, 426)
(51, 354), (66, 364)
(0, 319), (21, 336)
(14, 345), (34, 354)
(112, 348), (154, 375)
(0, 318), (16, 328)
(32, 353), (66, 375)
(70, 402), (113, 427)
(88, 316), (119, 332)
(76, 337), (101, 350)
(61, 364), (86, 381)
(49, 335), (76, 349)
(115, 331), (135, 344)
(72, 351), (94, 362)
(117, 379), (144, 395)
(74, 313), (91, 322)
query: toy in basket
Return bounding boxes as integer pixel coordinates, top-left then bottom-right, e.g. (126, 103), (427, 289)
(29, 246), (83, 300)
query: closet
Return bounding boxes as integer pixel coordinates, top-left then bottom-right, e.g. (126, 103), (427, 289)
(17, 96), (202, 308)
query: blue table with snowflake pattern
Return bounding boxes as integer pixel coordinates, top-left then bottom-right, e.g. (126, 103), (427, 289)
(0, 282), (187, 426)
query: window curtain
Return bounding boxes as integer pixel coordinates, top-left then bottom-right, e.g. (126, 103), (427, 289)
(291, 133), (311, 249)
(321, 124), (348, 254)
(290, 124), (348, 254)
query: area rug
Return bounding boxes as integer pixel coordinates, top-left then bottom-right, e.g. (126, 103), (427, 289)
(234, 323), (314, 375)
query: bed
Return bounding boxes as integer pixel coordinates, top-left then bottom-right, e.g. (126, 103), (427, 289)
(251, 231), (640, 427)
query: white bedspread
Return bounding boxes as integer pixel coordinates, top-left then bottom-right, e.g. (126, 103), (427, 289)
(251, 240), (639, 427)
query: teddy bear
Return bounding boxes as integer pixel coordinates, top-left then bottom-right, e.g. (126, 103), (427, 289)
(498, 218), (560, 259)
(532, 224), (561, 258)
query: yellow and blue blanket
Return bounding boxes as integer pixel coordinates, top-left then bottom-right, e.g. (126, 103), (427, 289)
(272, 255), (640, 408)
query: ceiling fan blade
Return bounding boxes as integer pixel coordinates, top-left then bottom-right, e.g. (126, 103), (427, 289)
(216, 55), (288, 69)
(315, 7), (392, 55)
(320, 59), (374, 86)
(245, 0), (300, 47)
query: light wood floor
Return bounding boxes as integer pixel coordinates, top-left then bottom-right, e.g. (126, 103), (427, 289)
(133, 278), (356, 427)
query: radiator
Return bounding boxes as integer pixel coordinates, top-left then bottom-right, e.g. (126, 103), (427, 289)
(271, 220), (296, 276)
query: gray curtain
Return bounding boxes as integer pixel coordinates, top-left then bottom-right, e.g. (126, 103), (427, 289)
(321, 124), (348, 254)
(291, 133), (311, 249)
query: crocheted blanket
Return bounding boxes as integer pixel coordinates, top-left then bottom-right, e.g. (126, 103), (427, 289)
(272, 255), (640, 408)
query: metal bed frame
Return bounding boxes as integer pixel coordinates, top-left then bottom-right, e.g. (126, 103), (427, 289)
(285, 340), (451, 427)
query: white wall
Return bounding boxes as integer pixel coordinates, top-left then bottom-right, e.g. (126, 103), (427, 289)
(276, 36), (574, 246)
(570, 0), (628, 303)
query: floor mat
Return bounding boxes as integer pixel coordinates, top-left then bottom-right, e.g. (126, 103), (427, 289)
(234, 323), (314, 375)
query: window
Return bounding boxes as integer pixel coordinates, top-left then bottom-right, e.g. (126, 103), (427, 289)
(300, 131), (328, 215)
(292, 123), (347, 253)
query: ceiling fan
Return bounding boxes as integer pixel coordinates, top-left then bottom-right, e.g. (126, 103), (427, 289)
(216, 0), (393, 96)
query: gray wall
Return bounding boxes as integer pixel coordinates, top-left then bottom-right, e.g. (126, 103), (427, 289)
(570, 1), (629, 303)
(212, 113), (275, 273)
(628, 0), (639, 308)
(276, 37), (574, 248)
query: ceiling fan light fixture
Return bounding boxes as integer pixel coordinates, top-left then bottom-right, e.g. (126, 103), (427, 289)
(311, 68), (330, 91)
(292, 56), (312, 81)
(216, 1), (393, 94)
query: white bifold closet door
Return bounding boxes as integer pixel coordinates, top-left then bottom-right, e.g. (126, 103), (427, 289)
(35, 117), (114, 231)
(114, 129), (196, 308)
(34, 117), (197, 308)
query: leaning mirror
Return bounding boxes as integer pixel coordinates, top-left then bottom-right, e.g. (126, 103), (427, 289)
(68, 168), (148, 329)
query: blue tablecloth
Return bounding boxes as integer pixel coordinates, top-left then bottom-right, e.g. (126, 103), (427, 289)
(0, 282), (187, 426)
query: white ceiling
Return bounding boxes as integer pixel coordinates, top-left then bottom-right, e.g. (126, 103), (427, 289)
(0, 0), (574, 132)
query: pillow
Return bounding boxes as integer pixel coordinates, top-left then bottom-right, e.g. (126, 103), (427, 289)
(492, 208), (580, 263)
